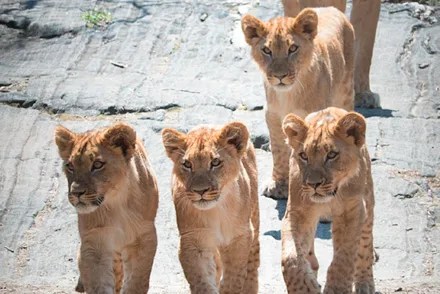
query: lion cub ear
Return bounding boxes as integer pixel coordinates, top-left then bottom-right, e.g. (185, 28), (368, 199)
(162, 128), (187, 161)
(336, 112), (366, 147)
(282, 114), (308, 150)
(54, 125), (76, 160)
(292, 8), (318, 40)
(241, 14), (268, 45)
(219, 122), (249, 156)
(103, 123), (137, 158)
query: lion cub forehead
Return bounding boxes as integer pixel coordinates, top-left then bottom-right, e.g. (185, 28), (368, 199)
(187, 124), (220, 133)
(185, 125), (222, 155)
(305, 107), (347, 127)
(70, 132), (102, 162)
(266, 17), (295, 43)
(267, 16), (295, 32)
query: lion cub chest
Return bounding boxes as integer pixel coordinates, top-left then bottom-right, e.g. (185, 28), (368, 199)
(205, 181), (249, 246)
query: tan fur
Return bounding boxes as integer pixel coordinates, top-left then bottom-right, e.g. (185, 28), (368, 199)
(242, 7), (355, 199)
(162, 122), (259, 294)
(281, 107), (375, 293)
(55, 123), (159, 294)
(282, 0), (381, 108)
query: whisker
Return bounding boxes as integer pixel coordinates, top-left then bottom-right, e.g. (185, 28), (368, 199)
(297, 79), (305, 97)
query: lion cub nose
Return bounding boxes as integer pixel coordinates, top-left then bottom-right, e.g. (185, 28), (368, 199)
(275, 74), (287, 81)
(307, 179), (324, 189)
(192, 188), (210, 196)
(71, 183), (86, 198)
(71, 190), (86, 198)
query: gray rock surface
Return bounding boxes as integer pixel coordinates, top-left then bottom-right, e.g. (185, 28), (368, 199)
(0, 0), (439, 293)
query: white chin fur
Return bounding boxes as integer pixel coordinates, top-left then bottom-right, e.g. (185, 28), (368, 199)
(273, 84), (294, 92)
(192, 199), (219, 210)
(310, 194), (333, 204)
(75, 204), (99, 214)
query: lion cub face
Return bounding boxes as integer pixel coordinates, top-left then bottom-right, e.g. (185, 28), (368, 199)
(55, 123), (137, 214)
(162, 122), (249, 210)
(283, 107), (366, 203)
(241, 9), (318, 90)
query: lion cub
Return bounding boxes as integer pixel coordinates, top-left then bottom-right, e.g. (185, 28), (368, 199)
(281, 107), (375, 294)
(242, 7), (354, 199)
(162, 122), (259, 294)
(55, 123), (158, 293)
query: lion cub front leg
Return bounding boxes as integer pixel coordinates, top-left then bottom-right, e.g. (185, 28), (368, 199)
(354, 193), (375, 294)
(324, 200), (364, 294)
(76, 251), (122, 293)
(79, 240), (115, 294)
(219, 234), (252, 294)
(179, 238), (219, 294)
(121, 228), (157, 294)
(282, 212), (320, 294)
(263, 111), (290, 199)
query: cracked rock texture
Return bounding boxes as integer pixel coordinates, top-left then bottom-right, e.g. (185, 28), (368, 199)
(0, 0), (439, 293)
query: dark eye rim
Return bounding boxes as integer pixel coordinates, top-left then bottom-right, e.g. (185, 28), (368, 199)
(326, 151), (339, 160)
(182, 160), (192, 170)
(92, 160), (105, 170)
(211, 158), (222, 168)
(289, 44), (298, 54)
(298, 152), (308, 161)
(261, 46), (272, 55)
(65, 162), (74, 172)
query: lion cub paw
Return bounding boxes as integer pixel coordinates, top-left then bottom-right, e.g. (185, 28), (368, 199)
(324, 287), (351, 294)
(262, 179), (288, 199)
(355, 91), (380, 109)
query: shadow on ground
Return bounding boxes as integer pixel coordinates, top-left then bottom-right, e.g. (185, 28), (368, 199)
(264, 198), (332, 240)
(356, 107), (394, 118)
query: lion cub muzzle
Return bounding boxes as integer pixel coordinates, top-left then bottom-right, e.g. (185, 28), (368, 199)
(187, 173), (220, 209)
(68, 180), (104, 213)
(303, 172), (338, 203)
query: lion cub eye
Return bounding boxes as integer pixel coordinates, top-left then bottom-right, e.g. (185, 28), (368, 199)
(211, 158), (222, 168)
(326, 151), (339, 161)
(182, 160), (192, 170)
(65, 162), (74, 173)
(298, 152), (308, 161)
(262, 46), (272, 55)
(92, 161), (105, 170)
(289, 44), (298, 54)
